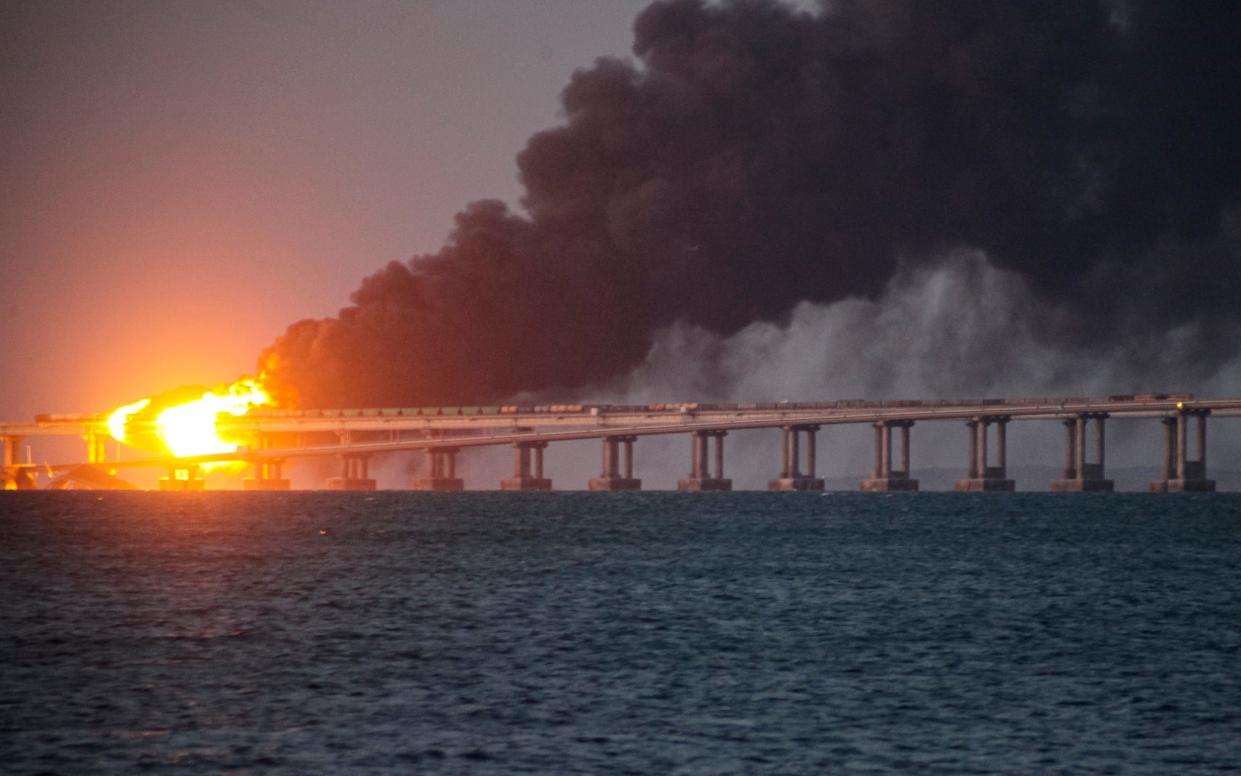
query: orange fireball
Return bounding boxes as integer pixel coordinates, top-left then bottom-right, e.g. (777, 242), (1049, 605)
(106, 376), (273, 463)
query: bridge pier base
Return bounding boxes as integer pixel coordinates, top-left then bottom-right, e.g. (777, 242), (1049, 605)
(678, 430), (732, 491)
(160, 464), (206, 492)
(415, 447), (464, 491)
(501, 441), (551, 491)
(244, 442), (290, 490)
(955, 417), (1015, 491)
(1051, 414), (1113, 492)
(861, 420), (919, 492)
(4, 470), (36, 490)
(1151, 411), (1215, 492)
(328, 454), (377, 491)
(590, 436), (641, 490)
(3, 435), (35, 490)
(769, 425), (824, 491)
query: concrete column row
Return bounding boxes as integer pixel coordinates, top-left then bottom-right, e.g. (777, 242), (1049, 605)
(1152, 410), (1213, 491)
(590, 436), (641, 490)
(432, 448), (460, 479)
(243, 432), (291, 491)
(678, 430), (732, 491)
(769, 425), (824, 490)
(2, 434), (37, 490)
(871, 421), (912, 479)
(692, 431), (727, 480)
(1049, 413), (1113, 492)
(513, 442), (546, 479)
(342, 454), (370, 480)
(1055, 414), (1108, 482)
(861, 421), (917, 491)
(501, 441), (551, 491)
(29, 413), (1219, 493)
(965, 417), (1008, 479)
(955, 417), (1013, 491)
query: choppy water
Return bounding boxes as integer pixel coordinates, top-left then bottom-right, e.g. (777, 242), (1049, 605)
(2, 492), (1240, 774)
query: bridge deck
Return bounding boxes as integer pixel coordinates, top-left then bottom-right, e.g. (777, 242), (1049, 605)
(4, 395), (1239, 472)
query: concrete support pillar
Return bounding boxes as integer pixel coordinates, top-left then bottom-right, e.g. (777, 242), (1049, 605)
(956, 416), (1014, 491)
(899, 424), (910, 477)
(85, 433), (107, 465)
(601, 437), (619, 478)
(159, 464), (206, 491)
(413, 447), (463, 491)
(977, 419), (989, 477)
(2, 435), (34, 490)
(873, 424), (883, 479)
(1153, 409), (1215, 492)
(863, 420), (917, 492)
(502, 441), (550, 491)
(1063, 420), (1077, 479)
(245, 434), (291, 492)
(996, 420), (1007, 477)
(590, 436), (639, 490)
(1095, 415), (1106, 474)
(1053, 414), (1112, 492)
(804, 428), (816, 479)
(770, 425), (825, 491)
(713, 432), (725, 480)
(789, 427), (801, 479)
(1161, 417), (1176, 480)
(679, 431), (730, 491)
(2, 435), (19, 469)
(328, 454), (376, 490)
(698, 433), (710, 479)
(244, 456), (290, 494)
(1176, 413), (1187, 481)
(967, 421), (979, 479)
(517, 444), (531, 479)
(1075, 416), (1087, 482)
(879, 423), (891, 478)
(1197, 413), (1207, 474)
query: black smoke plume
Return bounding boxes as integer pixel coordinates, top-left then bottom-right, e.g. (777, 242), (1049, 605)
(261, 0), (1241, 408)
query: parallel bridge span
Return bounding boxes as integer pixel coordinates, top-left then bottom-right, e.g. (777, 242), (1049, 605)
(3, 394), (1238, 492)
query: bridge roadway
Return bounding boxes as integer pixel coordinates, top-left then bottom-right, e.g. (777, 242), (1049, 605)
(3, 394), (1239, 491)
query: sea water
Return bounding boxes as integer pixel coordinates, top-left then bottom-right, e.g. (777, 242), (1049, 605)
(2, 491), (1240, 774)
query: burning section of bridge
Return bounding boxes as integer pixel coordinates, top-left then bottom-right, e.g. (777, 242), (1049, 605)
(105, 376), (273, 477)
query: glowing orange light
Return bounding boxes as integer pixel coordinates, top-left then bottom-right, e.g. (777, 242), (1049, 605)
(155, 378), (270, 458)
(106, 376), (273, 467)
(106, 398), (151, 444)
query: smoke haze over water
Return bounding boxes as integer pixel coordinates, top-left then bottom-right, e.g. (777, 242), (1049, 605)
(261, 0), (1241, 408)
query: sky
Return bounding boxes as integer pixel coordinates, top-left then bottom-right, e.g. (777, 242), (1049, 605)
(3, 0), (1238, 486)
(1, 0), (650, 419)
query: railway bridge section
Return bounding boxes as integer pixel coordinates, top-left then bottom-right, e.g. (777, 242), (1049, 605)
(3, 394), (1237, 492)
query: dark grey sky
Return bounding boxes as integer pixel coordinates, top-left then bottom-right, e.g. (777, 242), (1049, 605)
(0, 0), (649, 418)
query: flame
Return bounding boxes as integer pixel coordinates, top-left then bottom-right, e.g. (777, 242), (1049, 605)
(106, 376), (273, 465)
(155, 378), (270, 458)
(106, 398), (151, 444)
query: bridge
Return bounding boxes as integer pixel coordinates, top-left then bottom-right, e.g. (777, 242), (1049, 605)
(3, 394), (1238, 492)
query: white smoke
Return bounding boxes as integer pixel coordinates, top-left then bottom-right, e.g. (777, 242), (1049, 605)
(368, 253), (1240, 490)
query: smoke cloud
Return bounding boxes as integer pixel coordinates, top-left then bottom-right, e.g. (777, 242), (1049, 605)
(261, 0), (1241, 408)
